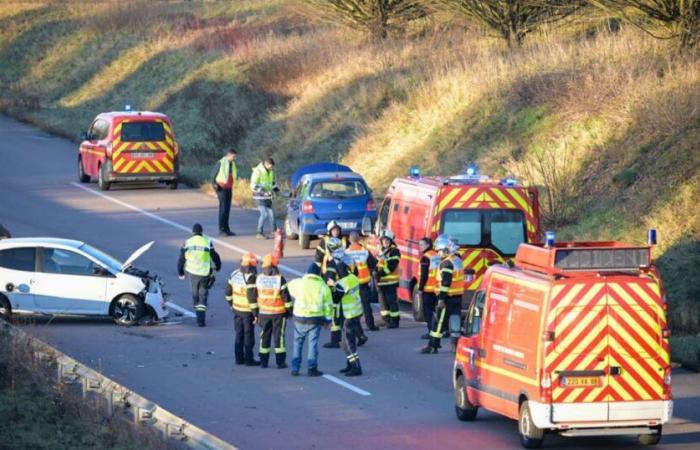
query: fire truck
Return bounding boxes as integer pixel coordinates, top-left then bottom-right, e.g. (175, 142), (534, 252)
(453, 235), (672, 448)
(375, 166), (541, 319)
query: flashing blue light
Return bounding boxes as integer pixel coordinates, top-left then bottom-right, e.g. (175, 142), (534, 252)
(125, 104), (132, 112)
(648, 228), (657, 246)
(545, 231), (556, 248)
(466, 164), (477, 177)
(503, 177), (517, 186)
(410, 166), (420, 178)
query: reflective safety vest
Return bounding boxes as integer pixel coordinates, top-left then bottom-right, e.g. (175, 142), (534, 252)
(256, 274), (288, 315)
(421, 250), (441, 294)
(289, 275), (333, 320)
(250, 163), (276, 200)
(215, 157), (237, 188)
(337, 274), (363, 319)
(377, 245), (400, 286)
(227, 270), (256, 313)
(184, 235), (213, 276)
(345, 243), (370, 284)
(438, 254), (465, 297)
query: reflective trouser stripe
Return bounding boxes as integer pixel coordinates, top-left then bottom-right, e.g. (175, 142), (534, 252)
(430, 308), (446, 338)
(389, 311), (400, 318)
(331, 304), (341, 331)
(346, 353), (359, 362)
(194, 305), (208, 311)
(276, 317), (286, 352)
(380, 310), (389, 317)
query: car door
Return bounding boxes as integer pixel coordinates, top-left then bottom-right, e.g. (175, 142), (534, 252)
(288, 178), (306, 233)
(33, 247), (109, 315)
(0, 247), (37, 312)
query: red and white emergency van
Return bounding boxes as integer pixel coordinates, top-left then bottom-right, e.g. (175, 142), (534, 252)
(375, 168), (541, 319)
(78, 110), (180, 191)
(453, 239), (672, 448)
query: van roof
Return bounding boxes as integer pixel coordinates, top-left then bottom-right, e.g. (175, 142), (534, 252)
(98, 111), (170, 120)
(391, 175), (523, 190)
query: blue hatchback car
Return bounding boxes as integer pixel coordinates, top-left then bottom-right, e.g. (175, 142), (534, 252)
(284, 163), (376, 249)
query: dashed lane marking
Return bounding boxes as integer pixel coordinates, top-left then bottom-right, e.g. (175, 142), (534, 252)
(322, 374), (371, 396)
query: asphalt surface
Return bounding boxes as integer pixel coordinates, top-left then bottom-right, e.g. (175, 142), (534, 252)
(1, 114), (699, 450)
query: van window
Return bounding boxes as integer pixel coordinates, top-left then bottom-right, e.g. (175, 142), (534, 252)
(442, 210), (481, 245)
(309, 180), (367, 198)
(378, 198), (391, 228)
(121, 122), (165, 142)
(491, 211), (526, 255)
(441, 209), (526, 256)
(0, 247), (36, 272)
(464, 290), (486, 336)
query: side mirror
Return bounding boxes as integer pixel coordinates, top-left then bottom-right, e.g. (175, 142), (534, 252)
(361, 216), (373, 237)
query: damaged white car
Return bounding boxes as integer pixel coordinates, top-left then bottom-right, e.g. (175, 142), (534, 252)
(0, 238), (169, 325)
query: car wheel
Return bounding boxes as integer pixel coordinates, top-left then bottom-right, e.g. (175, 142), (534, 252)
(0, 295), (12, 322)
(519, 401), (544, 449)
(285, 218), (298, 240)
(639, 426), (662, 445)
(412, 285), (425, 322)
(111, 294), (144, 326)
(166, 181), (178, 190)
(454, 374), (478, 421)
(78, 157), (90, 183)
(98, 164), (111, 191)
(299, 232), (311, 249)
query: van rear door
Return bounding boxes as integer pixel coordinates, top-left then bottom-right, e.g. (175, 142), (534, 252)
(113, 119), (175, 175)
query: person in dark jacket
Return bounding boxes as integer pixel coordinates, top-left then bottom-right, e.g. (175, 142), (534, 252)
(225, 252), (260, 366)
(211, 149), (238, 236)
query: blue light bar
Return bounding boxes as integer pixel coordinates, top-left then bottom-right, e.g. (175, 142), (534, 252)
(648, 228), (657, 246)
(125, 104), (132, 112)
(410, 166), (420, 178)
(545, 231), (556, 248)
(466, 164), (477, 177)
(502, 177), (517, 186)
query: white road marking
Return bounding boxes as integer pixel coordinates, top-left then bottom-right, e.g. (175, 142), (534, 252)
(70, 183), (370, 396)
(323, 374), (371, 396)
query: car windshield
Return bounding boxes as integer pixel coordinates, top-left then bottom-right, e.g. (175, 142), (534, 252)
(309, 180), (367, 198)
(120, 121), (165, 142)
(441, 209), (526, 256)
(79, 244), (122, 272)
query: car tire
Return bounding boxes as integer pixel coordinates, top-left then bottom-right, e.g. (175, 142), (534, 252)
(519, 401), (544, 449)
(412, 285), (425, 322)
(639, 426), (662, 445)
(285, 218), (298, 240)
(0, 295), (12, 322)
(166, 181), (178, 190)
(111, 294), (144, 326)
(98, 164), (111, 191)
(299, 232), (311, 250)
(78, 157), (90, 183)
(455, 374), (478, 421)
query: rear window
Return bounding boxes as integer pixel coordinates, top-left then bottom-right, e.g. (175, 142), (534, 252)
(310, 180), (367, 198)
(120, 122), (165, 142)
(441, 209), (526, 256)
(0, 247), (36, 272)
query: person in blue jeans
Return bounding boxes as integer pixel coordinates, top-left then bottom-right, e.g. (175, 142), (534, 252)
(288, 264), (333, 376)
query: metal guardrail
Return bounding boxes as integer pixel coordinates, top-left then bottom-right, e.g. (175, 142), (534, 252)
(1, 321), (237, 450)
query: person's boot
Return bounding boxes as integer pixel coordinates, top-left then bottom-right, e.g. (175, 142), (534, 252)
(323, 333), (340, 349)
(345, 360), (362, 377)
(387, 316), (398, 329)
(259, 353), (270, 368)
(339, 361), (352, 373)
(420, 345), (438, 354)
(307, 367), (324, 377)
(245, 356), (261, 366)
(357, 335), (368, 347)
(196, 310), (206, 327)
(276, 353), (288, 369)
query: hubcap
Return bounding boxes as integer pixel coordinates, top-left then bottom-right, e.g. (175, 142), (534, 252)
(521, 408), (530, 435)
(115, 299), (136, 322)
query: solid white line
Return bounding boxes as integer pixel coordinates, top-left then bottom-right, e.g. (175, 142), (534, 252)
(322, 374), (371, 396)
(164, 301), (196, 318)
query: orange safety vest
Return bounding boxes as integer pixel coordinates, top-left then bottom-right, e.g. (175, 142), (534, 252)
(377, 245), (400, 286)
(256, 274), (286, 315)
(438, 254), (465, 297)
(346, 243), (371, 284)
(421, 250), (441, 294)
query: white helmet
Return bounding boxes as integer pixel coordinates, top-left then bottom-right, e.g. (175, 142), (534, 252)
(327, 220), (341, 234)
(380, 229), (395, 241)
(434, 234), (451, 253)
(448, 237), (460, 254)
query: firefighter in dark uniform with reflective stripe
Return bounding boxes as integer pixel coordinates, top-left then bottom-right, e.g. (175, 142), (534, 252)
(178, 223), (221, 327)
(322, 237), (345, 348)
(422, 235), (464, 353)
(346, 231), (378, 332)
(314, 220), (347, 270)
(373, 230), (401, 328)
(256, 254), (292, 368)
(417, 237), (441, 339)
(334, 258), (365, 376)
(225, 252), (260, 366)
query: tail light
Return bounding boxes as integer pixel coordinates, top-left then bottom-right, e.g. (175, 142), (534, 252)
(366, 198), (375, 211)
(662, 328), (671, 339)
(663, 367), (672, 399)
(543, 330), (555, 342)
(541, 372), (552, 389)
(302, 201), (315, 213)
(173, 142), (180, 156)
(540, 370), (552, 402)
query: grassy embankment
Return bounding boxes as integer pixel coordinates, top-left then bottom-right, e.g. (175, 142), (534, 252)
(0, 1), (698, 365)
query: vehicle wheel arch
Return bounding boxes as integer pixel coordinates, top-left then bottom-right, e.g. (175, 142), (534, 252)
(108, 291), (144, 315)
(518, 393), (528, 409)
(0, 293), (12, 320)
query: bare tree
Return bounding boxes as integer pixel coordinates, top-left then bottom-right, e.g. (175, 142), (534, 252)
(300, 0), (426, 40)
(589, 0), (700, 49)
(424, 0), (588, 48)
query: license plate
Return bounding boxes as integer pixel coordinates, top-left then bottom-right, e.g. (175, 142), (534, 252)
(131, 152), (153, 158)
(337, 222), (355, 229)
(562, 376), (600, 387)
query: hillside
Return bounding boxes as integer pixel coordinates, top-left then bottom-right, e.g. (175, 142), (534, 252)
(1, 1), (698, 355)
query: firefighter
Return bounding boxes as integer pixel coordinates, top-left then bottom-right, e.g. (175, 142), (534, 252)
(335, 258), (364, 376)
(250, 158), (280, 239)
(177, 223), (221, 327)
(417, 237), (440, 339)
(225, 252), (260, 366)
(346, 231), (378, 332)
(256, 254), (293, 368)
(321, 237), (345, 348)
(288, 263), (334, 377)
(373, 230), (401, 328)
(314, 220), (346, 270)
(421, 235), (464, 354)
(210, 149), (237, 236)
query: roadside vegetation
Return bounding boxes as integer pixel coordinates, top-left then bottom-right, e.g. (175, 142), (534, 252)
(0, 0), (698, 359)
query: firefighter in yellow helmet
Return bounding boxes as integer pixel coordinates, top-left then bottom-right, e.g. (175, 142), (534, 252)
(178, 223), (221, 327)
(256, 254), (292, 368)
(225, 252), (260, 366)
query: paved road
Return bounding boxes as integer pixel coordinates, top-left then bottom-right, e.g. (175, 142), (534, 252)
(1, 114), (699, 450)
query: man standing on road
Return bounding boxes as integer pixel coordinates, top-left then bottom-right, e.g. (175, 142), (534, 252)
(211, 149), (238, 237)
(346, 231), (378, 332)
(178, 224), (221, 327)
(373, 230), (401, 328)
(250, 158), (280, 239)
(335, 260), (364, 376)
(256, 254), (292, 368)
(225, 252), (260, 366)
(321, 237), (345, 348)
(287, 264), (333, 377)
(417, 237), (440, 340)
(421, 235), (464, 354)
